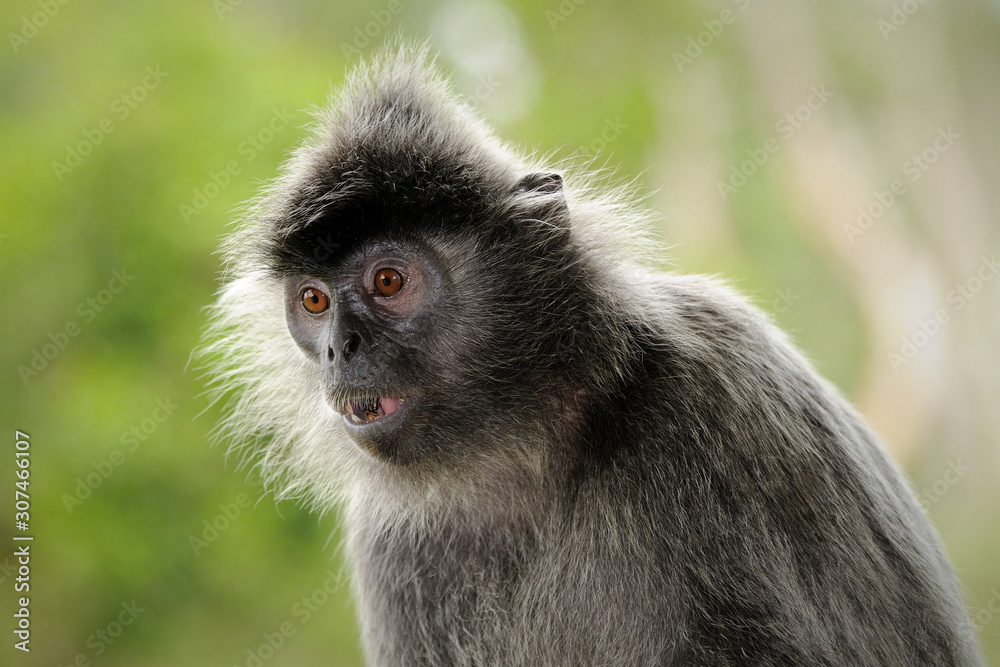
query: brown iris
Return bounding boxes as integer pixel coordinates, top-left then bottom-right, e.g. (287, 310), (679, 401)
(374, 268), (404, 296)
(301, 287), (329, 314)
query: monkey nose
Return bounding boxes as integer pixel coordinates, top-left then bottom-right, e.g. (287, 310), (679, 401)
(342, 332), (362, 361)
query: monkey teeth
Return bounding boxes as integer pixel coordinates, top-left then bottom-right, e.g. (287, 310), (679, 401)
(343, 396), (404, 425)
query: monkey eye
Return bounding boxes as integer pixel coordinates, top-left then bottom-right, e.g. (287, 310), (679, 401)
(374, 268), (405, 297)
(300, 287), (330, 314)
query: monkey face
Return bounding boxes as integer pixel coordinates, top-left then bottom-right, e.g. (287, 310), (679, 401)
(283, 238), (465, 465)
(268, 164), (590, 469)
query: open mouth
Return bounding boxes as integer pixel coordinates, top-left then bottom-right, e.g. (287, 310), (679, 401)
(338, 396), (405, 425)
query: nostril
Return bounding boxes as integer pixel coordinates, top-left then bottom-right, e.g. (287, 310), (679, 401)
(342, 332), (362, 360)
(327, 346), (335, 362)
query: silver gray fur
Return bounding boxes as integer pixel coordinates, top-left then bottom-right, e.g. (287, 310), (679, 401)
(201, 44), (984, 665)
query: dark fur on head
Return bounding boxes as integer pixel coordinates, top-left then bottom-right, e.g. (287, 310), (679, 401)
(202, 43), (984, 665)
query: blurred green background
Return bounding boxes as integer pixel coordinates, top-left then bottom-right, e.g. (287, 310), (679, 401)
(2, 0), (999, 664)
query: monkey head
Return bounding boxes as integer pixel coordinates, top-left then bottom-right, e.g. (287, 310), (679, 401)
(203, 47), (644, 507)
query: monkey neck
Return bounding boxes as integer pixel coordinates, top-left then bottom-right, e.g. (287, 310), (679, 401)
(345, 441), (565, 541)
(348, 487), (547, 666)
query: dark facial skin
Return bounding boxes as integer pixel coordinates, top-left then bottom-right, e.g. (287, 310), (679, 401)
(284, 239), (448, 463)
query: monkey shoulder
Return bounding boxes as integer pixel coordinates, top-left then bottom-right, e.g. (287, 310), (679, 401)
(555, 271), (980, 664)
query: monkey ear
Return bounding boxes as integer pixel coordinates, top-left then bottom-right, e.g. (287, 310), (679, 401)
(512, 172), (569, 235)
(514, 172), (563, 195)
